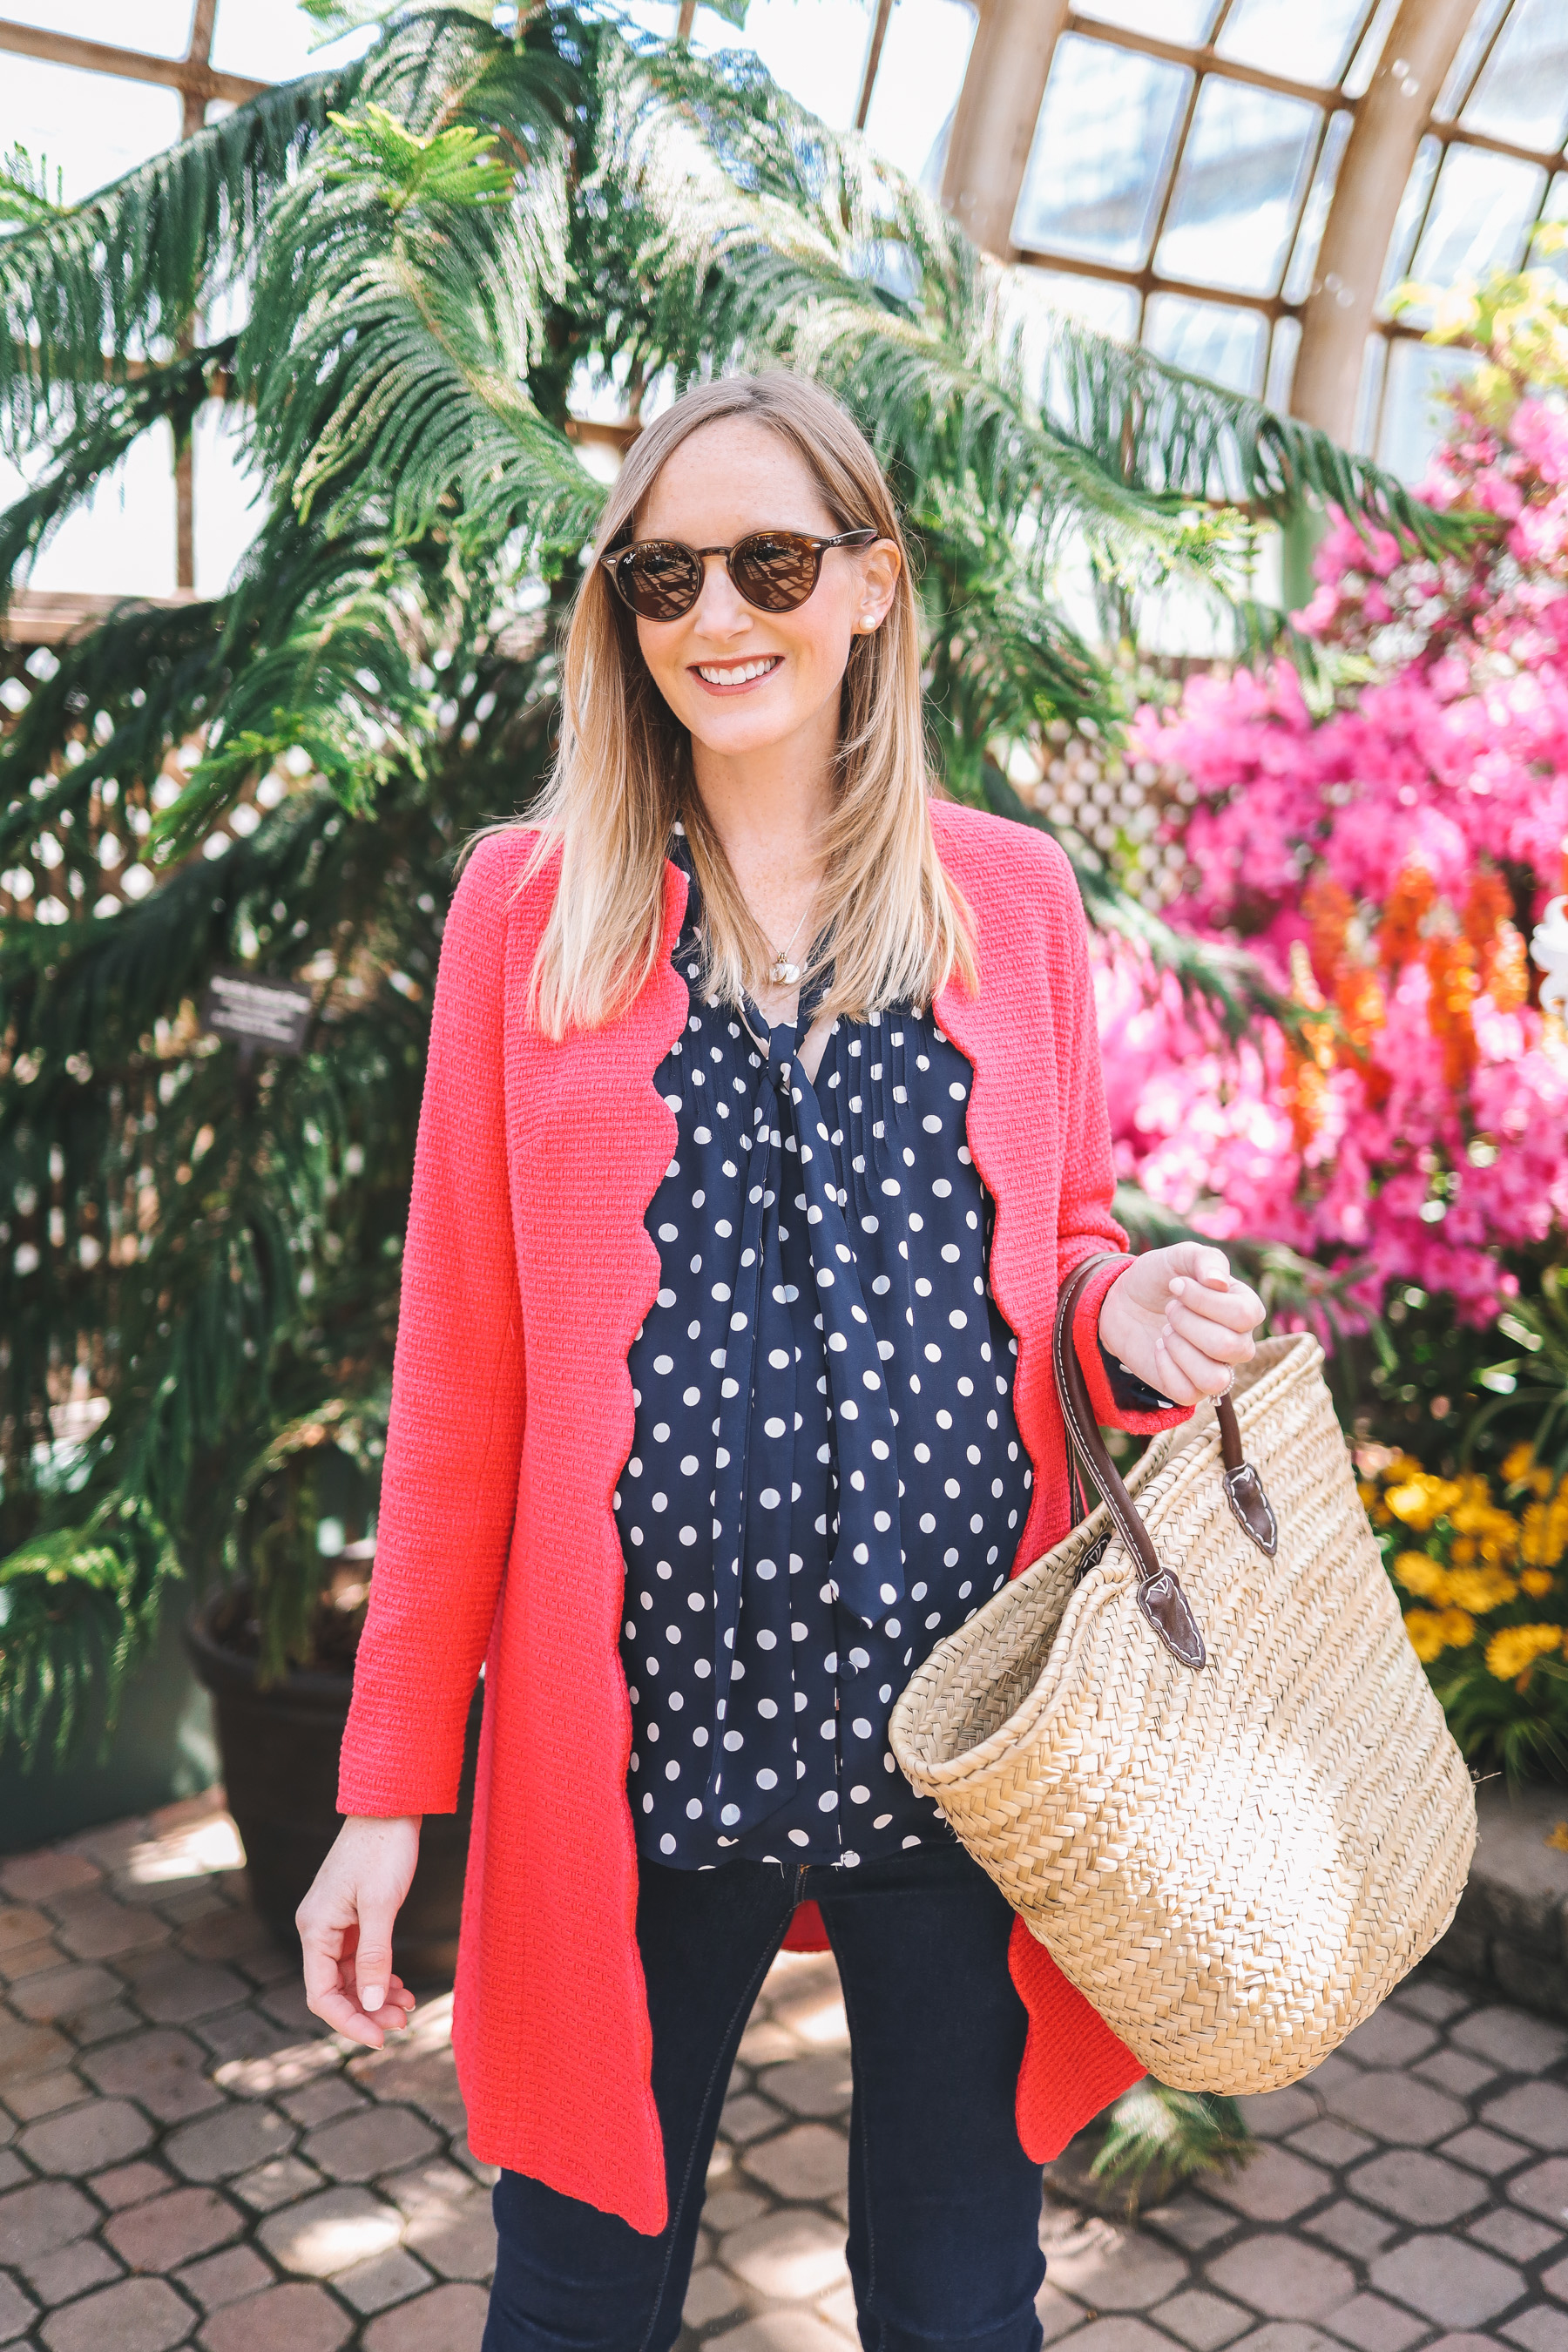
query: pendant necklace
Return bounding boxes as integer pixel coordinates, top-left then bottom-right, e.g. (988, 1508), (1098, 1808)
(765, 900), (812, 989)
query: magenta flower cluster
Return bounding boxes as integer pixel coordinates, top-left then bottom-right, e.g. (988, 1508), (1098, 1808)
(1107, 394), (1568, 1323)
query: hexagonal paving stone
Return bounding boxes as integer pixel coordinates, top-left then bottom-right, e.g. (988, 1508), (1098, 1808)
(1414, 2050), (1497, 2100)
(1325, 2292), (1429, 2352)
(402, 2190), (496, 2281)
(1451, 2008), (1568, 2073)
(0, 2178), (98, 2266)
(175, 2245), (273, 2313)
(742, 2123), (849, 2203)
(1348, 2148), (1490, 2227)
(301, 2104), (440, 2184)
(22, 2238), (124, 2308)
(685, 2261), (744, 2326)
(1510, 2156), (1568, 2220)
(83, 2029), (226, 2122)
(197, 2279), (354, 2352)
(756, 2054), (855, 2120)
(105, 2184), (243, 2272)
(720, 2207), (849, 2301)
(258, 2184), (404, 2278)
(166, 2104), (294, 2184)
(1502, 2314), (1568, 2352)
(362, 2282), (490, 2350)
(1232, 2087), (1317, 2141)
(1341, 2008), (1438, 2068)
(335, 2247), (436, 2315)
(1472, 2208), (1561, 2262)
(19, 2096), (155, 2176)
(1044, 2221), (1186, 2313)
(1321, 2066), (1467, 2147)
(9, 1963), (124, 2024)
(1484, 2084), (1568, 2153)
(38, 2276), (194, 2352)
(1202, 2146), (1333, 2225)
(1369, 2232), (1525, 2328)
(1149, 2289), (1251, 2350)
(1206, 2229), (1355, 2322)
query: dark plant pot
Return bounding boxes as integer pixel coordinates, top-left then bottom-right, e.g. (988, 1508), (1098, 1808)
(184, 1598), (483, 1983)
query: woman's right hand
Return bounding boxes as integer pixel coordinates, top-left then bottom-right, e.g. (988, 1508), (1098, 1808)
(297, 1815), (422, 2048)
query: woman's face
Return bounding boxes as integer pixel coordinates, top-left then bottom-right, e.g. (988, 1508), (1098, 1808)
(630, 416), (902, 767)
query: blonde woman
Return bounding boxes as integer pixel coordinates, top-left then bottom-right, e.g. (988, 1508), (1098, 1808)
(297, 373), (1264, 2349)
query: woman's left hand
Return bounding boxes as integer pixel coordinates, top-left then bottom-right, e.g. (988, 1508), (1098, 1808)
(1097, 1243), (1265, 1409)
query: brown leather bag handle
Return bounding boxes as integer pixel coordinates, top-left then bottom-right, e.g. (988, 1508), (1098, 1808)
(1053, 1255), (1280, 1673)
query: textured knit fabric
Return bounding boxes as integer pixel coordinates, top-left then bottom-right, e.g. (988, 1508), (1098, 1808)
(620, 833), (1031, 1869)
(338, 800), (1191, 2234)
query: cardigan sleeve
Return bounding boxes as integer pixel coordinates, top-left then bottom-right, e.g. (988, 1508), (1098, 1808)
(338, 835), (527, 1817)
(1049, 848), (1193, 1443)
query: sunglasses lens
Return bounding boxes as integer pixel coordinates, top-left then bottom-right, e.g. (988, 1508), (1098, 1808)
(730, 532), (821, 613)
(616, 542), (703, 619)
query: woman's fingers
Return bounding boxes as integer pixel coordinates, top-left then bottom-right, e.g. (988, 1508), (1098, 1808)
(1158, 1321), (1235, 1399)
(1166, 1294), (1258, 1362)
(1168, 1273), (1263, 1332)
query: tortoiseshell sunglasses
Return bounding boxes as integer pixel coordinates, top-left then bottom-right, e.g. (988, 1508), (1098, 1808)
(600, 527), (879, 621)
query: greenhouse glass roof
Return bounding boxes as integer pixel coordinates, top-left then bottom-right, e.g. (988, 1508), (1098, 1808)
(2, 0), (1567, 609)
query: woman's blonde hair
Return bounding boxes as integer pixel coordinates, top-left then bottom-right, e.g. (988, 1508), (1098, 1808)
(502, 370), (976, 1037)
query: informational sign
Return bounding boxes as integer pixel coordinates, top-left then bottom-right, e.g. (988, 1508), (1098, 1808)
(200, 969), (313, 1055)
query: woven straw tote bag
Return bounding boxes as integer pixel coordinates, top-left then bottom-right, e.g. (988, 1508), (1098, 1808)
(889, 1254), (1477, 2096)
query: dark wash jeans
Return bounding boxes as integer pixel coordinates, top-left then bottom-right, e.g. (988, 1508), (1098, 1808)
(483, 1840), (1046, 2352)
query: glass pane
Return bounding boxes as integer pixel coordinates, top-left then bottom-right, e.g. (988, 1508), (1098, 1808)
(1435, 0), (1511, 121)
(1143, 293), (1268, 395)
(687, 0), (871, 127)
(211, 0), (379, 81)
(862, 0), (977, 186)
(1074, 0), (1221, 40)
(1538, 168), (1568, 280)
(1265, 314), (1301, 410)
(1, 55), (181, 204)
(1462, 0), (1568, 152)
(1282, 108), (1352, 303)
(0, 0), (193, 57)
(1343, 0), (1402, 99)
(1013, 37), (1192, 269)
(1375, 132), (1441, 312)
(1377, 337), (1483, 483)
(1353, 332), (1387, 454)
(1023, 270), (1141, 341)
(0, 423), (177, 599)
(1402, 145), (1547, 322)
(1155, 78), (1321, 298)
(193, 404), (265, 599)
(1214, 0), (1374, 88)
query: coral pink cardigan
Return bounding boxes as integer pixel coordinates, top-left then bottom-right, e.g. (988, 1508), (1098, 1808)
(339, 798), (1188, 2232)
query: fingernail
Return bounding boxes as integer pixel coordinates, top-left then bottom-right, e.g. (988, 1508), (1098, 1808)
(1171, 1276), (1186, 1295)
(361, 1985), (384, 2012)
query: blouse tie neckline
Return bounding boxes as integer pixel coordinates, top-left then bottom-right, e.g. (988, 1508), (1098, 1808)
(705, 1002), (904, 1840)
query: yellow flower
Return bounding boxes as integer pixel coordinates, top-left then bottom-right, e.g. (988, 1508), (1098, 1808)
(1503, 1441), (1538, 1484)
(1385, 1475), (1464, 1531)
(1484, 1624), (1565, 1682)
(1451, 1535), (1478, 1567)
(1404, 1606), (1475, 1662)
(1444, 1566), (1519, 1613)
(1521, 1569), (1556, 1598)
(1395, 1551), (1450, 1600)
(1403, 1611), (1450, 1662)
(1522, 1491), (1568, 1571)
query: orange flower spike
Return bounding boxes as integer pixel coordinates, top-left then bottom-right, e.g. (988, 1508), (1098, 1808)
(1378, 865), (1436, 972)
(1463, 868), (1511, 951)
(1335, 964), (1388, 1050)
(1303, 871), (1355, 995)
(1486, 923), (1530, 1011)
(1424, 935), (1479, 1091)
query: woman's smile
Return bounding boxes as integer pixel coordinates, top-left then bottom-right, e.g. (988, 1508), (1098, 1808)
(690, 653), (784, 693)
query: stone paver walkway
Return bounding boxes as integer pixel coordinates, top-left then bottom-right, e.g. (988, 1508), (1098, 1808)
(1, 1793), (1566, 2349)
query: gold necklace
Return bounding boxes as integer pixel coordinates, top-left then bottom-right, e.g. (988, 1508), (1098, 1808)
(763, 900), (812, 989)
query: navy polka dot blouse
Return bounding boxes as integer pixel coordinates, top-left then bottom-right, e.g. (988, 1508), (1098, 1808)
(615, 832), (1163, 1874)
